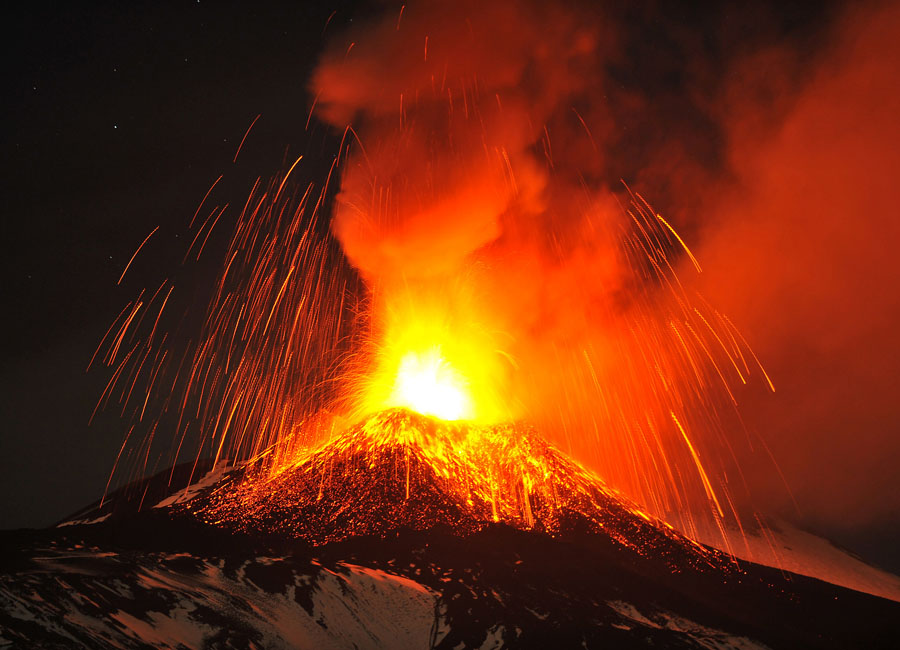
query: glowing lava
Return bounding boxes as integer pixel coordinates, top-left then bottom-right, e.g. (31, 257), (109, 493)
(93, 3), (777, 556)
(350, 282), (514, 427)
(190, 407), (724, 572)
(387, 348), (472, 420)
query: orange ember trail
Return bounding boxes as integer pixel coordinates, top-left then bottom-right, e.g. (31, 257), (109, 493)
(92, 1), (782, 557)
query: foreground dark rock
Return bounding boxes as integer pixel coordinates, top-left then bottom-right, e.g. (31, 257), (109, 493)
(2, 514), (899, 649)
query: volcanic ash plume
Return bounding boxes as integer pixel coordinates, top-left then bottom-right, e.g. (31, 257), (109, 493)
(310, 0), (773, 540)
(314, 1), (608, 281)
(693, 1), (900, 532)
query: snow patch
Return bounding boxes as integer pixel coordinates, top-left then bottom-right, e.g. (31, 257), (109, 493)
(479, 625), (505, 649)
(607, 601), (769, 650)
(57, 513), (111, 528)
(1, 551), (443, 649)
(693, 519), (900, 603)
(154, 461), (233, 508)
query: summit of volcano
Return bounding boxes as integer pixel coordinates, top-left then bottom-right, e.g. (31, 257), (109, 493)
(185, 409), (722, 570)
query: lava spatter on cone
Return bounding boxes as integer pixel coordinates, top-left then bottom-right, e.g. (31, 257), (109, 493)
(187, 409), (723, 571)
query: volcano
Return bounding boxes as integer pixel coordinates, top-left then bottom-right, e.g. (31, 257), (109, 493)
(2, 410), (899, 648)
(185, 409), (722, 565)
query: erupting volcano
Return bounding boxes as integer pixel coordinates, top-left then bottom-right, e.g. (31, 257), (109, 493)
(4, 0), (900, 648)
(189, 408), (721, 565)
(7, 404), (898, 648)
(73, 0), (790, 553)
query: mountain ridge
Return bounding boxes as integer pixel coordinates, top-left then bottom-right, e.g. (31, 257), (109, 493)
(6, 409), (895, 648)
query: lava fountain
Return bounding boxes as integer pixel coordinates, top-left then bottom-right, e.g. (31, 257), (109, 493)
(93, 0), (778, 553)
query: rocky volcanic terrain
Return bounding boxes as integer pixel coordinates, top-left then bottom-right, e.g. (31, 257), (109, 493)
(3, 410), (899, 648)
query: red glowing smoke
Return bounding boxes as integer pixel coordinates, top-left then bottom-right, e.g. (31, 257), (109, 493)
(310, 0), (900, 541)
(693, 1), (900, 531)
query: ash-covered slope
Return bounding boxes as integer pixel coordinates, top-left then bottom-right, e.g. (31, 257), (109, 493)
(3, 409), (900, 649)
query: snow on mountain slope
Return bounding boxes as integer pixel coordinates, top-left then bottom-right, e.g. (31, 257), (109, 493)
(0, 541), (784, 650)
(5, 516), (900, 649)
(692, 519), (900, 603)
(153, 462), (234, 509)
(0, 548), (439, 649)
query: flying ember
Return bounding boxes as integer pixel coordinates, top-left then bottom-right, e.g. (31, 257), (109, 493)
(93, 0), (778, 554)
(26, 4), (900, 646)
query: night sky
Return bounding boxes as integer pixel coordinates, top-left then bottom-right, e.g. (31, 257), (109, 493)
(2, 0), (355, 528)
(4, 1), (898, 574)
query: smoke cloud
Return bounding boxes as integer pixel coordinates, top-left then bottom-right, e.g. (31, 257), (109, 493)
(693, 1), (900, 532)
(312, 1), (616, 283)
(310, 0), (900, 545)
